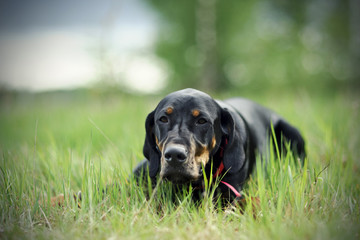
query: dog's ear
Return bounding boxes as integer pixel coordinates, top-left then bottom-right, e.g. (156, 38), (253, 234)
(220, 108), (246, 174)
(143, 110), (161, 178)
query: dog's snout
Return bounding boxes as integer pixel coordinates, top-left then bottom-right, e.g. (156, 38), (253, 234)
(164, 145), (188, 165)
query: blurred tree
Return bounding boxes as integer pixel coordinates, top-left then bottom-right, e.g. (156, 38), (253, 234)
(141, 1), (199, 90)
(196, 0), (218, 91)
(144, 0), (357, 92)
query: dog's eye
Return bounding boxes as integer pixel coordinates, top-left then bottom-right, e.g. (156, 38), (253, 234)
(196, 118), (207, 125)
(159, 116), (168, 123)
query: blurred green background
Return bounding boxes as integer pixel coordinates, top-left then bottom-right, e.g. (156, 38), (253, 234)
(0, 0), (359, 94)
(143, 0), (359, 93)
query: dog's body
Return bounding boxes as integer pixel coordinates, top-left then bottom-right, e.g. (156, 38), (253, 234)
(133, 89), (305, 201)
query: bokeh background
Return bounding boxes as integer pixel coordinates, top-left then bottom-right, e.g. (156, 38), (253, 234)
(0, 0), (359, 94)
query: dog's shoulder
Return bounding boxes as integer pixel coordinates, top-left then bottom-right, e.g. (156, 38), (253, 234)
(217, 97), (281, 127)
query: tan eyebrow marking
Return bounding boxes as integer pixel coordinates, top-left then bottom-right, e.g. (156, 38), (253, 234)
(192, 109), (200, 117)
(166, 107), (173, 115)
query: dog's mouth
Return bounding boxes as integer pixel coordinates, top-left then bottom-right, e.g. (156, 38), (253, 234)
(160, 163), (204, 185)
(161, 168), (201, 184)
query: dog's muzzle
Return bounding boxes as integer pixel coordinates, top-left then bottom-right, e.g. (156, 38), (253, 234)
(160, 143), (201, 184)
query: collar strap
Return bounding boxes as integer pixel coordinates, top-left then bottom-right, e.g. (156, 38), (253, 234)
(212, 138), (227, 179)
(212, 137), (242, 198)
(220, 180), (242, 198)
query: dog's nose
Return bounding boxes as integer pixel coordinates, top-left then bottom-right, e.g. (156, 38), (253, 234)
(164, 146), (187, 165)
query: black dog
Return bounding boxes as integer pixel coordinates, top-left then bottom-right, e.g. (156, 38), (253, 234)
(133, 88), (305, 201)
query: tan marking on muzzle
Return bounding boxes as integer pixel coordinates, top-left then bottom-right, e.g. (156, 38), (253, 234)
(194, 141), (210, 167)
(195, 148), (210, 166)
(192, 109), (200, 117)
(211, 136), (216, 149)
(193, 137), (216, 169)
(155, 136), (163, 152)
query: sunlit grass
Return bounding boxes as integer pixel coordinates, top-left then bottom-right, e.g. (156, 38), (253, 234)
(0, 90), (359, 239)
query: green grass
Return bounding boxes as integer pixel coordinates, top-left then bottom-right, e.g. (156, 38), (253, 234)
(0, 89), (359, 239)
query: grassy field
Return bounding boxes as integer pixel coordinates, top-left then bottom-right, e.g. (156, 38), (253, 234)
(0, 89), (359, 239)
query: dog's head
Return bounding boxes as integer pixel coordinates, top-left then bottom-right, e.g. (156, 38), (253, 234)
(143, 89), (245, 184)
